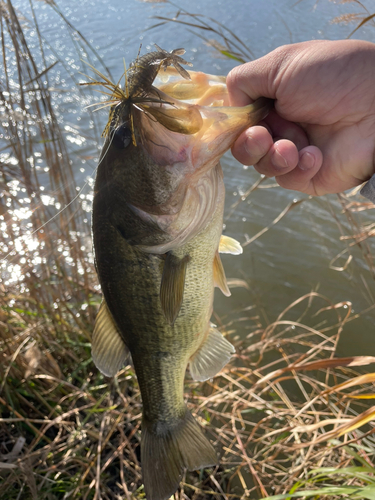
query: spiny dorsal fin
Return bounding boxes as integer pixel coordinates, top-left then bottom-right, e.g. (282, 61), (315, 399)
(219, 235), (243, 255)
(189, 323), (235, 381)
(91, 299), (129, 377)
(160, 253), (191, 325)
(213, 251), (230, 297)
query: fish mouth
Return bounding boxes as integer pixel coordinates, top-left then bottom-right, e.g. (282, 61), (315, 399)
(131, 79), (272, 178)
(81, 55), (272, 154)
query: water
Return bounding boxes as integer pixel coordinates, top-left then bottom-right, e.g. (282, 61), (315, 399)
(5, 0), (375, 355)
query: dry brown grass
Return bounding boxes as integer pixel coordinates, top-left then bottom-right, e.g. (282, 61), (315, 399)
(3, 286), (375, 499)
(2, 1), (375, 500)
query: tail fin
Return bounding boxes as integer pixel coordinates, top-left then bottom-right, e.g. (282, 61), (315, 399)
(141, 409), (217, 500)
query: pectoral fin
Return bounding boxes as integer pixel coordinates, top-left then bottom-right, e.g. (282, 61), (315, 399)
(160, 253), (191, 325)
(189, 323), (235, 381)
(91, 300), (129, 377)
(219, 235), (243, 255)
(213, 251), (230, 296)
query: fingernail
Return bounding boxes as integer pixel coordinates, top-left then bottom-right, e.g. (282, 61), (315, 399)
(299, 152), (315, 171)
(271, 147), (289, 170)
(244, 133), (254, 156)
(244, 132), (262, 158)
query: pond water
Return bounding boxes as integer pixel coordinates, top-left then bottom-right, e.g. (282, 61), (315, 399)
(7, 0), (375, 356)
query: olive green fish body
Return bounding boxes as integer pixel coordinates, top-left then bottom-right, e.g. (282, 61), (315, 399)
(91, 54), (273, 500)
(93, 129), (225, 420)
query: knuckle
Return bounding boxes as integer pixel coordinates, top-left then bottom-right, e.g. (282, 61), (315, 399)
(226, 64), (248, 93)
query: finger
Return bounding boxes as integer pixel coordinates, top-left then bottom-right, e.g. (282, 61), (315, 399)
(275, 146), (323, 195)
(231, 126), (273, 166)
(253, 139), (300, 177)
(264, 110), (310, 150)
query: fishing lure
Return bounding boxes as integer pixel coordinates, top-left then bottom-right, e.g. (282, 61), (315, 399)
(80, 45), (193, 146)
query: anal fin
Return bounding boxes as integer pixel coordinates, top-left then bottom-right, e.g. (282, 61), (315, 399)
(219, 234), (243, 255)
(91, 299), (129, 377)
(189, 323), (235, 382)
(160, 252), (190, 325)
(213, 251), (230, 296)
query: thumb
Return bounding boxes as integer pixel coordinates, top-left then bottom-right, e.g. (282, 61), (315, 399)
(226, 53), (279, 106)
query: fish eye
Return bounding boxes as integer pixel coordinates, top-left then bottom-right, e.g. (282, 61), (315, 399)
(111, 122), (132, 149)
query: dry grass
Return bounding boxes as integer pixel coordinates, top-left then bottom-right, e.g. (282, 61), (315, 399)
(3, 284), (375, 499)
(328, 0), (375, 35)
(2, 1), (375, 499)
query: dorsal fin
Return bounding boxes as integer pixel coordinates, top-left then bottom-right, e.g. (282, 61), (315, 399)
(213, 251), (230, 297)
(160, 253), (191, 325)
(219, 235), (243, 255)
(91, 300), (129, 377)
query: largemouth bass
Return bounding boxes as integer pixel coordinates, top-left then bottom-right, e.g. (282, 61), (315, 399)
(88, 47), (271, 500)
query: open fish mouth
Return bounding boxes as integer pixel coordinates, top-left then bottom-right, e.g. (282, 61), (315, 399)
(80, 44), (272, 148)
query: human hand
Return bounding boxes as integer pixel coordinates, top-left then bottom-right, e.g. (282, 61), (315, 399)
(227, 40), (375, 195)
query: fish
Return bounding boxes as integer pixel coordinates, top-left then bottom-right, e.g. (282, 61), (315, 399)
(87, 46), (272, 500)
